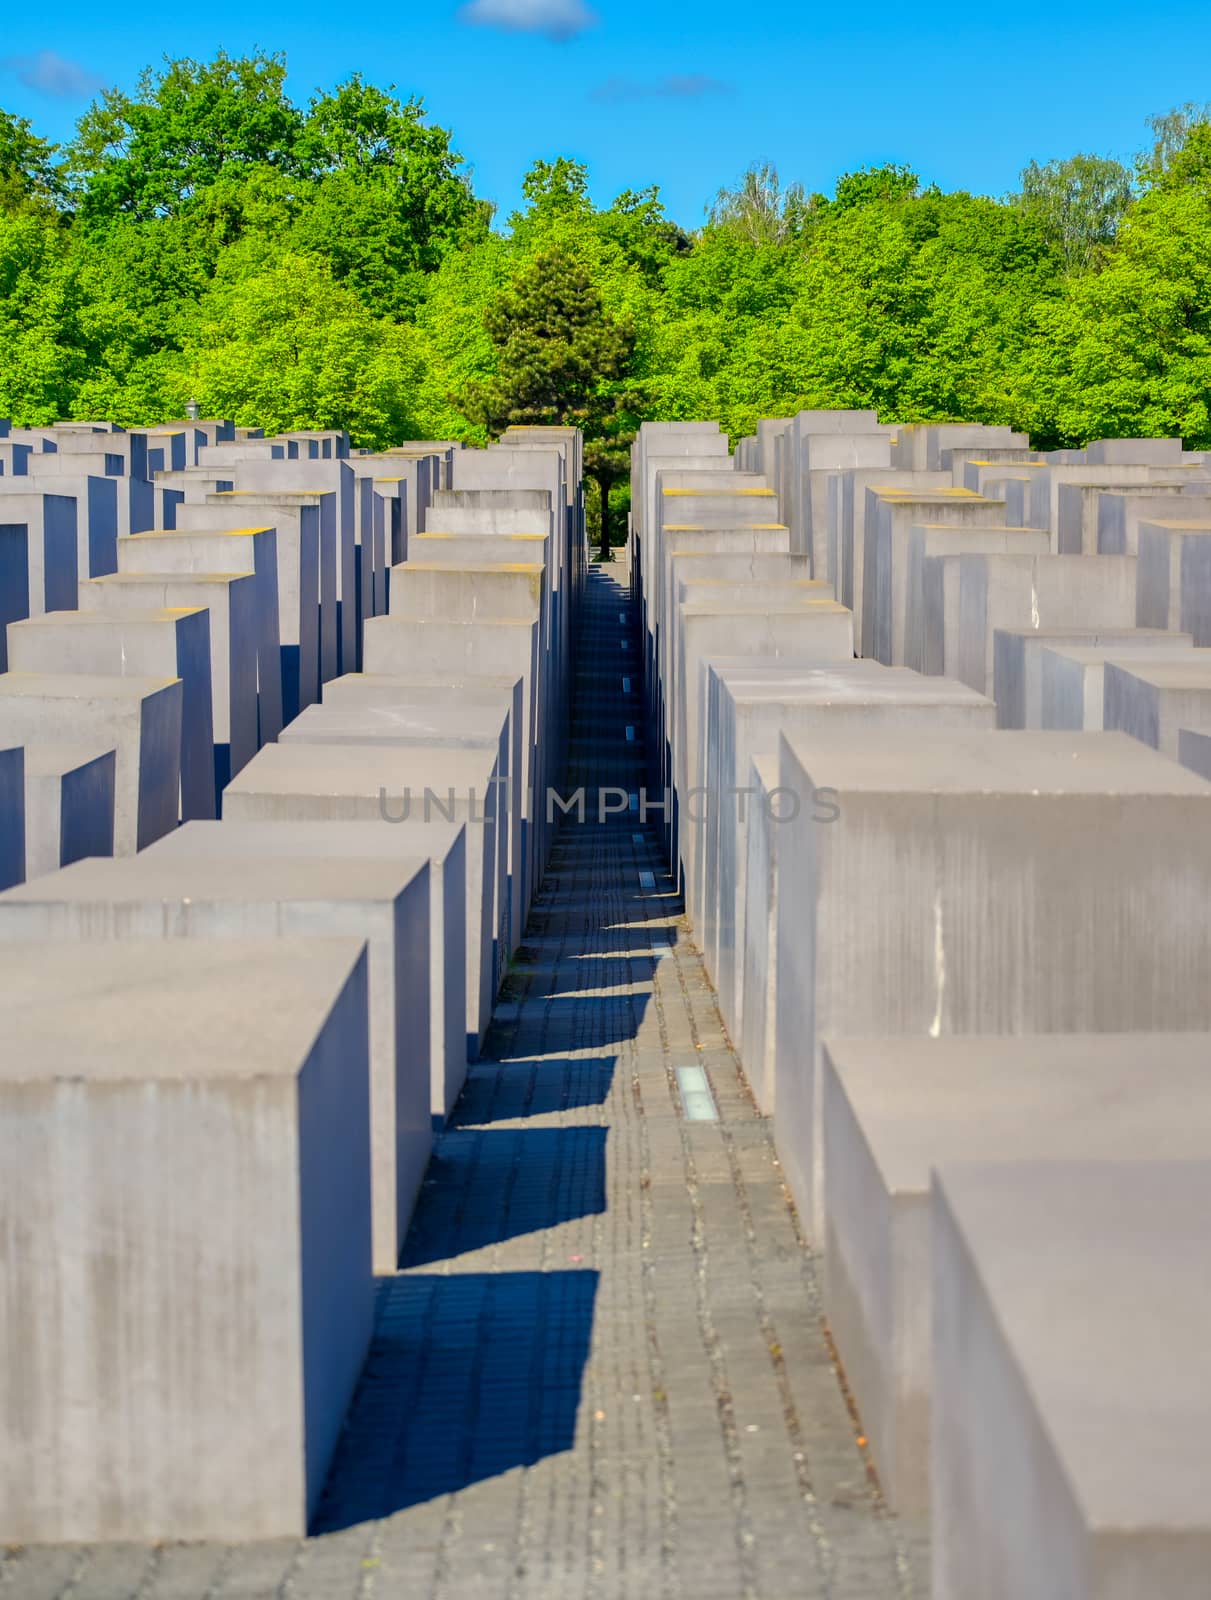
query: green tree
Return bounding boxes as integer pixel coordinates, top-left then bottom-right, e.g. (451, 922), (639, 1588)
(171, 246), (424, 446)
(289, 78), (487, 315)
(67, 51), (304, 221)
(1014, 174), (1211, 448)
(0, 109), (62, 216)
(831, 163), (920, 213)
(708, 162), (811, 245)
(469, 244), (636, 555)
(1014, 153), (1133, 271)
(1140, 101), (1211, 179)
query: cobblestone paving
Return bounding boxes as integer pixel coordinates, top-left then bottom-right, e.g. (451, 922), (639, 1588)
(1, 555), (929, 1599)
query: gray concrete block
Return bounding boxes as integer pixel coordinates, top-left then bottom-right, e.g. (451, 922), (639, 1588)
(1096, 490), (1211, 555)
(1178, 725), (1211, 781)
(0, 493), (79, 668)
(932, 1160), (1211, 1599)
(0, 936), (375, 1541)
(704, 663), (993, 1039)
(991, 624), (1189, 729)
(1104, 654), (1211, 757)
(280, 697), (520, 960)
(839, 469), (949, 649)
(177, 493), (322, 718)
(79, 572), (259, 791)
(7, 607), (216, 822)
(822, 1034), (1211, 1515)
(1136, 518), (1211, 643)
(673, 600), (854, 896)
(22, 743), (115, 880)
(223, 741), (499, 1051)
(864, 489), (1006, 666)
(145, 817), (468, 1122)
(0, 673), (181, 854)
(1039, 641), (1196, 730)
(772, 727), (1211, 1241)
(907, 524), (1049, 675)
(737, 753), (781, 1111)
(117, 527), (283, 743)
(0, 852), (430, 1274)
(0, 745), (23, 890)
(956, 553), (1137, 696)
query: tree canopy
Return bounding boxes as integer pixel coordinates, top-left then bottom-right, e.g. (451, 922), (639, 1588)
(2, 56), (1210, 490)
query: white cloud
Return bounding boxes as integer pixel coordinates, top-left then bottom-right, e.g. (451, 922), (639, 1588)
(459, 0), (598, 42)
(2, 49), (103, 99)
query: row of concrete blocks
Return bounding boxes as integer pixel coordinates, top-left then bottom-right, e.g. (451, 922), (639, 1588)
(0, 422), (587, 1544)
(0, 418), (586, 882)
(0, 418), (465, 872)
(632, 413), (1211, 1598)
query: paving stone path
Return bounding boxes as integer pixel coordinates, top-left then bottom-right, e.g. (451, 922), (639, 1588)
(2, 555), (928, 1600)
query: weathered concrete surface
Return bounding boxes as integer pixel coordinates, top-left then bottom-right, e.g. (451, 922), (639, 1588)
(1103, 654), (1211, 756)
(1039, 641), (1197, 730)
(822, 1034), (1211, 1516)
(117, 526), (283, 742)
(0, 672), (181, 854)
(223, 741), (500, 1053)
(7, 606), (216, 821)
(0, 853), (430, 1275)
(932, 1161), (1211, 1600)
(145, 818), (468, 1123)
(21, 742), (115, 880)
(956, 552), (1137, 696)
(773, 727), (1211, 1240)
(0, 745), (23, 890)
(0, 937), (374, 1542)
(78, 571), (259, 791)
(991, 623), (1190, 729)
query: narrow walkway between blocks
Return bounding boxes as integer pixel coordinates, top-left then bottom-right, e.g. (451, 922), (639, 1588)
(9, 557), (929, 1600)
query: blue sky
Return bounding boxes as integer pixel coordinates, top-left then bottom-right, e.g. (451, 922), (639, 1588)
(3, 0), (1210, 228)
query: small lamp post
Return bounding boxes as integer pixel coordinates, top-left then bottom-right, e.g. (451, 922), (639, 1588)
(185, 396), (201, 421)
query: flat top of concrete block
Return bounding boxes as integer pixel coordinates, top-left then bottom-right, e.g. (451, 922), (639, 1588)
(912, 523), (1039, 537)
(21, 741), (115, 776)
(870, 487), (983, 500)
(399, 561), (544, 575)
(0, 937), (366, 1083)
(285, 704), (506, 741)
(86, 573), (249, 590)
(417, 533), (547, 544)
(207, 490), (327, 501)
(0, 672), (179, 702)
(14, 607), (203, 630)
(678, 578), (829, 593)
(127, 526), (272, 539)
(782, 727), (1211, 796)
(681, 598), (849, 618)
(828, 1034), (1211, 1196)
(385, 617), (536, 630)
(662, 524), (789, 533)
(324, 672), (520, 698)
(934, 1160), (1211, 1526)
(662, 487), (775, 498)
(708, 655), (890, 677)
(1139, 516), (1211, 531)
(225, 741), (498, 795)
(146, 818), (463, 862)
(727, 674), (989, 709)
(1, 852), (428, 908)
(1105, 656), (1211, 687)
(1043, 646), (1198, 673)
(996, 626), (1188, 645)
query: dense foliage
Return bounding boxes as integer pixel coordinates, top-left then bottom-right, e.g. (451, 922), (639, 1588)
(4, 57), (1211, 542)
